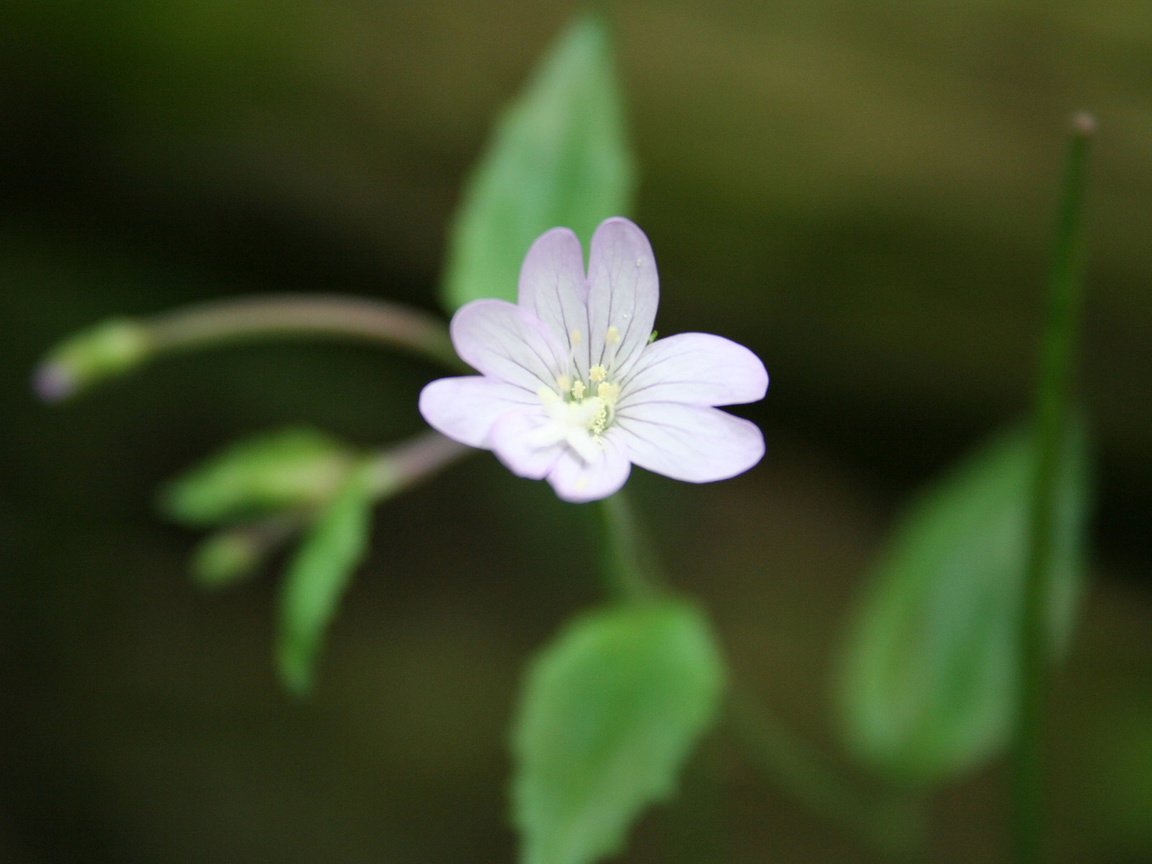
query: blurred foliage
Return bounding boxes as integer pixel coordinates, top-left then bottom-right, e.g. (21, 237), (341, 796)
(276, 464), (375, 695)
(441, 11), (634, 311)
(160, 428), (356, 526)
(3, 1), (1151, 862)
(512, 600), (724, 864)
(837, 423), (1090, 784)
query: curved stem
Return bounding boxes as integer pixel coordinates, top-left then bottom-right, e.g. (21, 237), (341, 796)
(146, 294), (462, 370)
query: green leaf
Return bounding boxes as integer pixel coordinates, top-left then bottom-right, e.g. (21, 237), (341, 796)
(513, 600), (725, 864)
(441, 11), (635, 311)
(160, 428), (355, 526)
(276, 466), (374, 696)
(837, 424), (1091, 784)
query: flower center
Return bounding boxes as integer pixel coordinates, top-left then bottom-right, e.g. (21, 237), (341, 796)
(531, 377), (622, 464)
(525, 326), (630, 461)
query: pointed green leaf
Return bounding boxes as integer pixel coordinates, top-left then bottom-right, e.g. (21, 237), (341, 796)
(837, 424), (1091, 783)
(161, 428), (355, 526)
(513, 600), (725, 864)
(441, 12), (635, 311)
(276, 466), (374, 695)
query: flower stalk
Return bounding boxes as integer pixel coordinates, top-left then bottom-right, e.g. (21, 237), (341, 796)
(363, 430), (473, 499)
(597, 491), (661, 602)
(34, 294), (461, 401)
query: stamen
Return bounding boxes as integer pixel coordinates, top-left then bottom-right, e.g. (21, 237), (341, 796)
(571, 380), (586, 401)
(600, 325), (624, 377)
(589, 365), (607, 383)
(556, 374), (571, 393)
(570, 329), (583, 346)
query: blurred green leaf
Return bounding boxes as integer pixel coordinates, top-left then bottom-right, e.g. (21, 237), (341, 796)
(276, 466), (374, 696)
(161, 428), (355, 526)
(837, 424), (1091, 784)
(513, 599), (724, 864)
(441, 11), (635, 311)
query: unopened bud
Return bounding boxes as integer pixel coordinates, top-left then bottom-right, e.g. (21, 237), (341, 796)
(33, 319), (151, 402)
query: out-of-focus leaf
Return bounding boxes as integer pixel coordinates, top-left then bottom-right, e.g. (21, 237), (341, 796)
(441, 12), (635, 311)
(837, 424), (1091, 784)
(160, 428), (355, 526)
(276, 467), (374, 696)
(513, 599), (724, 864)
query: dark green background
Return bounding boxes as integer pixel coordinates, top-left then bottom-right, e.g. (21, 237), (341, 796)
(3, 1), (1150, 861)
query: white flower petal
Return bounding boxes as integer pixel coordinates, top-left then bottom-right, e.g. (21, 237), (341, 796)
(418, 377), (535, 448)
(616, 403), (765, 483)
(488, 408), (565, 480)
(451, 299), (566, 392)
(619, 332), (769, 409)
(517, 227), (591, 379)
(546, 435), (632, 503)
(586, 218), (659, 380)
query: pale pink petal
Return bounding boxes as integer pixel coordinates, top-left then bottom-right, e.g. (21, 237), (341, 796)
(488, 408), (565, 479)
(546, 435), (632, 503)
(518, 227), (591, 379)
(618, 333), (768, 409)
(419, 377), (535, 447)
(616, 403), (765, 483)
(451, 299), (566, 392)
(586, 218), (659, 380)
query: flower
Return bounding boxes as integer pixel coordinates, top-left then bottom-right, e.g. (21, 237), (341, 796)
(419, 217), (768, 502)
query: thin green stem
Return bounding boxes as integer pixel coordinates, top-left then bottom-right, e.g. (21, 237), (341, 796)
(596, 491), (662, 602)
(147, 294), (462, 370)
(1012, 112), (1095, 864)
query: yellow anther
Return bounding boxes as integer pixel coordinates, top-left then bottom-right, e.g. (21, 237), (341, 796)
(596, 381), (619, 403)
(589, 365), (607, 383)
(605, 326), (621, 345)
(556, 375), (571, 392)
(570, 329), (583, 346)
(571, 380), (586, 400)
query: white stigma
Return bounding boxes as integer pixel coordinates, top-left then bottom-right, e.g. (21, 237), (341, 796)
(532, 339), (625, 463)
